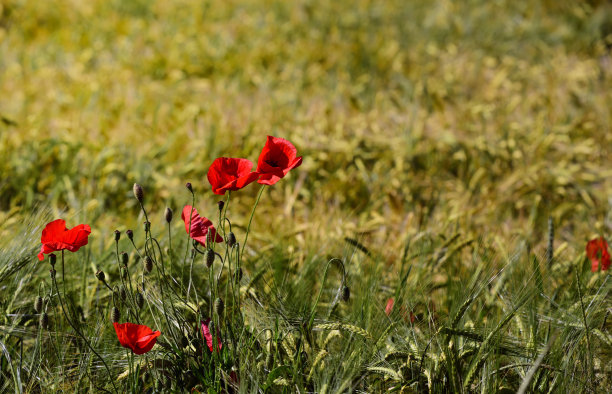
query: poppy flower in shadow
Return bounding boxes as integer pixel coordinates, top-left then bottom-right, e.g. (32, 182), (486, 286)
(181, 206), (223, 247)
(38, 219), (91, 261)
(113, 322), (160, 355)
(586, 237), (610, 272)
(256, 136), (302, 185)
(201, 318), (222, 352)
(207, 157), (260, 195)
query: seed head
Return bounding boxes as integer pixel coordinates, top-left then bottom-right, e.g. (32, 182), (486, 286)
(164, 207), (173, 223)
(95, 270), (106, 282)
(227, 232), (236, 248)
(135, 292), (144, 309)
(205, 249), (215, 268)
(341, 286), (350, 302)
(120, 252), (129, 266)
(185, 182), (193, 193)
(217, 201), (224, 212)
(214, 297), (225, 316)
(111, 307), (120, 323)
(40, 313), (49, 329)
(144, 256), (153, 273)
(34, 296), (43, 314)
(48, 253), (56, 267)
(133, 183), (144, 203)
(126, 229), (133, 241)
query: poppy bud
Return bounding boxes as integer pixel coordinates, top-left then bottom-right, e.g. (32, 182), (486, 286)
(126, 230), (133, 241)
(48, 253), (56, 267)
(235, 267), (243, 283)
(227, 232), (236, 248)
(164, 207), (173, 223)
(95, 270), (106, 282)
(113, 230), (121, 242)
(144, 256), (153, 273)
(121, 267), (128, 280)
(133, 183), (144, 203)
(205, 249), (215, 268)
(185, 182), (193, 193)
(49, 269), (56, 280)
(143, 221), (150, 233)
(120, 285), (127, 300)
(218, 201), (224, 212)
(40, 313), (49, 329)
(214, 297), (225, 316)
(135, 292), (144, 309)
(121, 252), (129, 266)
(34, 296), (43, 314)
(111, 307), (120, 323)
(341, 286), (350, 302)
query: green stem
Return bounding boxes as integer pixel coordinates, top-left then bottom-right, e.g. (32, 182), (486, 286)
(241, 185), (265, 256)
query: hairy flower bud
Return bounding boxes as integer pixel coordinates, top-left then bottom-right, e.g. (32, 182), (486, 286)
(185, 182), (193, 193)
(40, 313), (49, 329)
(121, 252), (129, 266)
(214, 297), (225, 316)
(114, 230), (121, 242)
(341, 286), (350, 302)
(144, 256), (153, 273)
(95, 270), (106, 282)
(133, 183), (144, 203)
(119, 285), (127, 300)
(227, 232), (236, 248)
(135, 292), (144, 309)
(48, 253), (56, 267)
(217, 201), (224, 212)
(164, 207), (173, 223)
(126, 230), (133, 241)
(111, 307), (120, 323)
(205, 249), (215, 268)
(34, 296), (43, 314)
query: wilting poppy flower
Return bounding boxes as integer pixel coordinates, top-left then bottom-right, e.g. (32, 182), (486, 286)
(113, 322), (160, 355)
(38, 219), (91, 261)
(201, 319), (222, 352)
(256, 136), (302, 185)
(207, 157), (260, 195)
(181, 206), (223, 247)
(586, 237), (610, 272)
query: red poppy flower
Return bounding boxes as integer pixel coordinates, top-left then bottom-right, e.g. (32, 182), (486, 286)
(586, 237), (610, 272)
(201, 319), (222, 352)
(37, 219), (91, 261)
(181, 206), (223, 247)
(385, 297), (416, 323)
(385, 298), (395, 316)
(207, 157), (260, 195)
(256, 136), (302, 185)
(113, 322), (160, 355)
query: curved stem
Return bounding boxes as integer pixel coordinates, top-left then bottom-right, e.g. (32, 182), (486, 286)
(307, 258), (346, 330)
(241, 185), (265, 256)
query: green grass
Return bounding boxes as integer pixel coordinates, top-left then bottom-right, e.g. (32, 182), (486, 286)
(0, 0), (611, 392)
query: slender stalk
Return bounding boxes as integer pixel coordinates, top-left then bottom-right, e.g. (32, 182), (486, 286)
(241, 185), (265, 256)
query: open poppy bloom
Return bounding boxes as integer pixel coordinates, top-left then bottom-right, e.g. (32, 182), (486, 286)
(38, 219), (91, 261)
(207, 157), (260, 195)
(586, 237), (610, 272)
(182, 206), (223, 247)
(201, 318), (222, 352)
(256, 136), (302, 185)
(113, 322), (160, 355)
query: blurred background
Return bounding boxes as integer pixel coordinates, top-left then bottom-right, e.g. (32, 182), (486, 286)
(0, 0), (611, 260)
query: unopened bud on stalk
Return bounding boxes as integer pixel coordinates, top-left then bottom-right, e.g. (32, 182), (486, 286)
(126, 230), (133, 241)
(114, 230), (121, 242)
(133, 183), (144, 203)
(164, 207), (173, 223)
(40, 313), (49, 329)
(95, 270), (106, 282)
(205, 249), (215, 268)
(121, 252), (129, 266)
(135, 292), (144, 309)
(227, 232), (236, 248)
(235, 267), (243, 283)
(144, 256), (153, 273)
(143, 221), (151, 232)
(185, 182), (193, 193)
(218, 201), (224, 212)
(119, 286), (127, 300)
(111, 307), (120, 323)
(214, 297), (225, 316)
(48, 253), (56, 267)
(34, 296), (43, 313)
(341, 286), (350, 302)
(49, 269), (56, 280)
